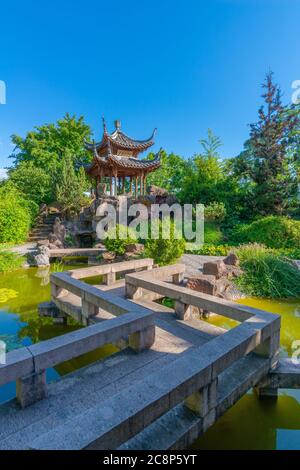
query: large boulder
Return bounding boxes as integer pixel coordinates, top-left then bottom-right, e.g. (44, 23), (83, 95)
(203, 260), (227, 279)
(186, 274), (217, 296)
(102, 251), (116, 262)
(224, 253), (239, 266)
(28, 245), (50, 267)
(53, 218), (66, 245)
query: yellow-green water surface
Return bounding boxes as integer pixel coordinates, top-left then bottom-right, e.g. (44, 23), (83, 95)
(0, 265), (117, 404)
(193, 297), (300, 450)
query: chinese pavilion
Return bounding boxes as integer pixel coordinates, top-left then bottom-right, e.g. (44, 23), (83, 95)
(85, 119), (161, 197)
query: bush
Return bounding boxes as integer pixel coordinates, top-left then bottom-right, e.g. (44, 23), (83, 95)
(204, 222), (224, 244)
(104, 224), (137, 256)
(205, 202), (226, 222)
(0, 251), (24, 273)
(231, 216), (300, 249)
(233, 243), (300, 298)
(0, 184), (32, 244)
(187, 244), (232, 256)
(145, 222), (185, 265)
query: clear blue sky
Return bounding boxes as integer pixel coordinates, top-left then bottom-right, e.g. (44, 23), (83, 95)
(0, 0), (299, 169)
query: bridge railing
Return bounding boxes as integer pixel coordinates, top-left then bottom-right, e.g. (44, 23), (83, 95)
(0, 261), (156, 409)
(126, 264), (271, 322)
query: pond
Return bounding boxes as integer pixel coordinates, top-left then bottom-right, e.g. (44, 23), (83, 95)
(1, 266), (300, 449)
(0, 264), (118, 404)
(193, 297), (300, 450)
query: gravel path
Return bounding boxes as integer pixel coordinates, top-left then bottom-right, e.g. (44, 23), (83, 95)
(180, 254), (225, 277)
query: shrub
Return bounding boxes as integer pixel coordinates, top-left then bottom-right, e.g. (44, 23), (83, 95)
(104, 224), (137, 256)
(205, 202), (226, 222)
(0, 184), (32, 244)
(231, 216), (300, 249)
(233, 243), (300, 298)
(204, 222), (223, 244)
(0, 251), (24, 273)
(145, 222), (185, 265)
(187, 244), (232, 256)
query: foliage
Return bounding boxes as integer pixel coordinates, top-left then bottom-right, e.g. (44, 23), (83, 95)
(55, 152), (90, 217)
(9, 161), (52, 206)
(0, 183), (32, 243)
(145, 222), (186, 265)
(232, 73), (300, 216)
(0, 251), (24, 273)
(104, 224), (137, 255)
(233, 244), (300, 298)
(51, 261), (65, 273)
(187, 244), (232, 256)
(231, 216), (300, 249)
(64, 233), (76, 247)
(11, 113), (91, 172)
(10, 114), (92, 202)
(205, 201), (227, 222)
(146, 150), (188, 193)
(204, 222), (223, 244)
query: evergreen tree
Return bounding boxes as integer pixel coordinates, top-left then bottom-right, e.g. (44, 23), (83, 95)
(235, 72), (300, 215)
(55, 152), (89, 217)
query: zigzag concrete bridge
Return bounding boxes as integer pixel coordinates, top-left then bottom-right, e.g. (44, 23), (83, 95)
(1, 259), (300, 450)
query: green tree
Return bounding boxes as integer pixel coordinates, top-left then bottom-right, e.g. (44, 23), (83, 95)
(146, 150), (188, 193)
(55, 152), (90, 217)
(233, 72), (300, 216)
(9, 161), (52, 206)
(10, 114), (92, 201)
(179, 129), (226, 204)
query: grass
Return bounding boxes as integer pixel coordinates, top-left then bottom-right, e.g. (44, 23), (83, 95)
(204, 222), (223, 244)
(233, 244), (300, 298)
(0, 251), (25, 274)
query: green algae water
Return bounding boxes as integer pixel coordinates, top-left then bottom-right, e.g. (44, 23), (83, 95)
(0, 265), (118, 404)
(193, 297), (300, 450)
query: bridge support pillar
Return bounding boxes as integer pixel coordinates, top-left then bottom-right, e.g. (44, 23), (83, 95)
(103, 272), (116, 286)
(254, 331), (280, 399)
(16, 370), (47, 408)
(125, 283), (143, 300)
(175, 300), (192, 321)
(51, 283), (67, 298)
(185, 379), (218, 417)
(129, 325), (155, 352)
(81, 299), (99, 326)
(173, 272), (184, 285)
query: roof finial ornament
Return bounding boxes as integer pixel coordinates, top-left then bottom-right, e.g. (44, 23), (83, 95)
(102, 115), (107, 135)
(114, 119), (121, 130)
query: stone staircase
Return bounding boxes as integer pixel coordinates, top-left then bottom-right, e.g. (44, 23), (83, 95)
(28, 212), (60, 242)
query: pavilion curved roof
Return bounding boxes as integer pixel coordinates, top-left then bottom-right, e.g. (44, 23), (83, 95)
(86, 150), (161, 177)
(84, 127), (156, 153)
